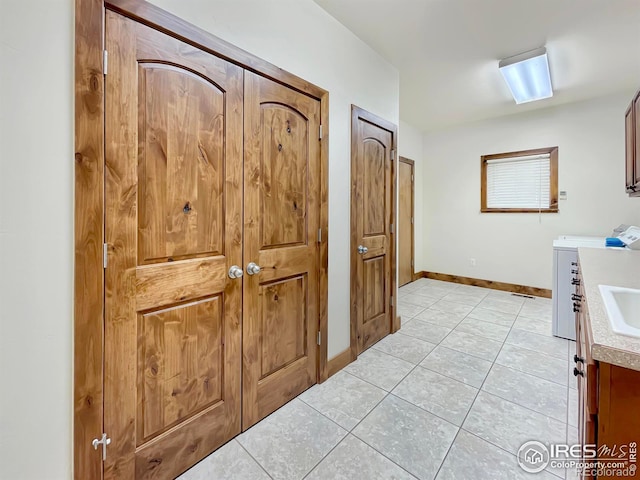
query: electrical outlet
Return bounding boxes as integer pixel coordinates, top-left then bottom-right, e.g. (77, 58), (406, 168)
(470, 258), (477, 267)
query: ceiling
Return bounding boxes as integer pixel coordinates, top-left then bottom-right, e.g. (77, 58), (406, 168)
(313, 0), (640, 131)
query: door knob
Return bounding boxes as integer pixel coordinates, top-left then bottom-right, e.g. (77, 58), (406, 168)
(228, 265), (243, 279)
(357, 245), (368, 254)
(246, 262), (261, 275)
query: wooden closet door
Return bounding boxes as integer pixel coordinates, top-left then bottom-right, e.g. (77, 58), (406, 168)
(351, 106), (396, 354)
(242, 71), (321, 429)
(104, 12), (243, 479)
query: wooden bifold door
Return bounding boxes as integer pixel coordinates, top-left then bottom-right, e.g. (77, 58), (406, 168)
(103, 10), (321, 479)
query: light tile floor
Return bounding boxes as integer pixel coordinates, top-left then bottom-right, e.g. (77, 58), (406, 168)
(180, 279), (578, 480)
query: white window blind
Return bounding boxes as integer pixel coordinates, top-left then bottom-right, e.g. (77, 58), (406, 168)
(485, 153), (550, 209)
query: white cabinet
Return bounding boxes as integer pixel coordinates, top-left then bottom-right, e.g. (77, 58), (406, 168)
(552, 236), (606, 341)
(552, 247), (578, 340)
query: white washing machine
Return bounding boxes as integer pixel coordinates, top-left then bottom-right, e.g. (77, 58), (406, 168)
(552, 235), (607, 340)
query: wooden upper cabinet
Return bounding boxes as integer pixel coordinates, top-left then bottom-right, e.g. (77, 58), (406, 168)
(625, 89), (640, 196)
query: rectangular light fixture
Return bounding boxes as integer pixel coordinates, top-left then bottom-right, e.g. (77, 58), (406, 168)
(499, 47), (553, 104)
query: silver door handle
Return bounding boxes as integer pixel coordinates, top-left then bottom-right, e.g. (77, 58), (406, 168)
(228, 265), (243, 279)
(357, 245), (368, 254)
(246, 262), (261, 275)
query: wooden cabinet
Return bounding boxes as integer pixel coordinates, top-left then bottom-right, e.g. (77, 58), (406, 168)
(573, 264), (640, 479)
(625, 90), (640, 196)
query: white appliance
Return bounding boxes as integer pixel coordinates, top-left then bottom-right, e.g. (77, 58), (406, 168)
(619, 226), (640, 250)
(552, 236), (607, 340)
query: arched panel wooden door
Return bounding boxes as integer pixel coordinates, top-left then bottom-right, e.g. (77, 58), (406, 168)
(104, 12), (243, 479)
(351, 106), (398, 355)
(242, 72), (321, 429)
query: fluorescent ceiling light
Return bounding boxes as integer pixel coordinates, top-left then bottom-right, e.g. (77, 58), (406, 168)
(499, 47), (553, 104)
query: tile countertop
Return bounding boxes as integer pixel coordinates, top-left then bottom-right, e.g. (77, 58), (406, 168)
(578, 247), (640, 372)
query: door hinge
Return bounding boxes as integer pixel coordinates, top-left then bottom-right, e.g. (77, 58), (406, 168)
(390, 223), (394, 234)
(103, 243), (108, 269)
(390, 295), (394, 307)
(411, 217), (414, 224)
(411, 174), (414, 182)
(411, 260), (414, 267)
(319, 125), (323, 140)
(390, 149), (395, 160)
(317, 228), (322, 243)
(103, 50), (108, 75)
(92, 433), (111, 461)
(317, 331), (321, 345)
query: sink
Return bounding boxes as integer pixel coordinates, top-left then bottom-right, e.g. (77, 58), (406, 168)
(599, 285), (640, 338)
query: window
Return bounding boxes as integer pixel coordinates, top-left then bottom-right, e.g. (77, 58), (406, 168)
(481, 146), (558, 213)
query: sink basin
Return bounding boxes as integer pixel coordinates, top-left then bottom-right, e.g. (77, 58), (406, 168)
(599, 285), (640, 338)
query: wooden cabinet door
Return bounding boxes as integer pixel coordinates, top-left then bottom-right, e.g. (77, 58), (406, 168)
(625, 102), (635, 193)
(104, 12), (243, 479)
(242, 72), (321, 429)
(351, 106), (397, 354)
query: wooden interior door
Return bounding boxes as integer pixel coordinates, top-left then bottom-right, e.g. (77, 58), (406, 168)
(398, 157), (414, 286)
(351, 106), (398, 355)
(104, 12), (243, 479)
(242, 71), (321, 429)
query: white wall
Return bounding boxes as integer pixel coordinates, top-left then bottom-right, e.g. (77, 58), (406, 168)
(0, 3), (397, 477)
(398, 121), (426, 271)
(148, 0), (400, 358)
(421, 92), (640, 289)
(0, 1), (74, 479)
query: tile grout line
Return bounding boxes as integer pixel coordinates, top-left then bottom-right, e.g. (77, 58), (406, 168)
(235, 440), (276, 480)
(432, 292), (539, 479)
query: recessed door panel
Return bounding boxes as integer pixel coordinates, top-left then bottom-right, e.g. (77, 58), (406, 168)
(243, 72), (320, 429)
(260, 104), (308, 249)
(363, 139), (386, 237)
(363, 257), (385, 322)
(105, 12), (243, 480)
(260, 275), (307, 378)
(139, 296), (223, 441)
(138, 64), (225, 264)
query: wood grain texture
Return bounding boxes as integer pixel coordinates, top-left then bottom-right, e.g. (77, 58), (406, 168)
(136, 257), (227, 310)
(104, 13), (243, 479)
(106, 0), (326, 99)
(138, 64), (225, 264)
(77, 2), (330, 474)
(139, 297), (223, 441)
(350, 105), (398, 357)
(104, 13), (138, 477)
(260, 276), (307, 377)
(414, 271), (552, 299)
(242, 72), (320, 429)
(260, 104), (308, 248)
(625, 101), (635, 193)
(633, 91), (640, 192)
(74, 0), (105, 478)
(398, 157), (414, 287)
(327, 348), (353, 378)
(318, 91), (330, 383)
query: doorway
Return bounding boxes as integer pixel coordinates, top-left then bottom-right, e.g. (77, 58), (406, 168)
(398, 157), (415, 286)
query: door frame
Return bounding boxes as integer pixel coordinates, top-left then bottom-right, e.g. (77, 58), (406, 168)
(74, 1), (330, 478)
(349, 105), (399, 362)
(398, 156), (415, 284)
